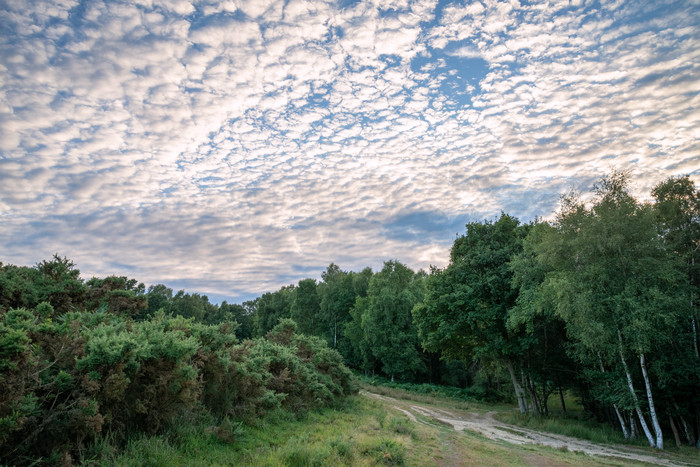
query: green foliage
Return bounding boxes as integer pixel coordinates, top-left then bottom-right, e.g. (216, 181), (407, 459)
(290, 278), (322, 336)
(414, 213), (526, 363)
(0, 262), (356, 465)
(362, 438), (405, 465)
(253, 285), (296, 337)
(85, 275), (147, 317)
(357, 261), (427, 381)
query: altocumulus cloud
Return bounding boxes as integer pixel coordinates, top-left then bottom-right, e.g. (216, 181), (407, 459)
(0, 0), (698, 302)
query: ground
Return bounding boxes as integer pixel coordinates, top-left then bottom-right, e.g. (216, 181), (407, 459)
(362, 390), (698, 467)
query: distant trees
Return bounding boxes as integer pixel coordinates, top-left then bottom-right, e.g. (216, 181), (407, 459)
(348, 261), (426, 381)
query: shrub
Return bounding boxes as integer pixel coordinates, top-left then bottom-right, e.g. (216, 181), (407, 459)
(0, 308), (356, 465)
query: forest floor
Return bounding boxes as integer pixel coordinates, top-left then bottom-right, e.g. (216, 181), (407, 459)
(362, 389), (698, 467)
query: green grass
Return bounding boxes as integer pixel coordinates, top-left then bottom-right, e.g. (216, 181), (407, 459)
(493, 410), (646, 446)
(98, 396), (428, 466)
(91, 385), (699, 466)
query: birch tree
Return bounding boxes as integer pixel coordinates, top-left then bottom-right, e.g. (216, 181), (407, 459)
(542, 171), (686, 449)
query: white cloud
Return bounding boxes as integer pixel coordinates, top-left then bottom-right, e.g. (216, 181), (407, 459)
(0, 0), (698, 300)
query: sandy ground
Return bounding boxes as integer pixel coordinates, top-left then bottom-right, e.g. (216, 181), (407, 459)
(361, 391), (697, 467)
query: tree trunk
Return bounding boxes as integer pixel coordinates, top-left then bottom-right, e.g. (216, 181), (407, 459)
(630, 412), (637, 439)
(693, 316), (698, 359)
(614, 405), (630, 439)
(557, 381), (566, 414)
(527, 376), (541, 415)
(541, 380), (549, 416)
(669, 415), (681, 448)
(618, 329), (656, 447)
(598, 353), (628, 438)
(692, 256), (698, 358)
(639, 353), (663, 449)
(506, 361), (527, 413)
(677, 412), (694, 446)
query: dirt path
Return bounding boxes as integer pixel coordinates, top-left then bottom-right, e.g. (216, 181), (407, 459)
(361, 391), (695, 467)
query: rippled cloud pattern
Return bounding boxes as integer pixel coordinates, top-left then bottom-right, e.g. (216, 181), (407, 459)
(1, 0), (698, 301)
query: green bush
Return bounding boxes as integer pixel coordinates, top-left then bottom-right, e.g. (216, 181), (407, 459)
(0, 307), (355, 465)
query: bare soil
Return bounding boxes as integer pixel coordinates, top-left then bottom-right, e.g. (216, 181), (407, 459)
(361, 390), (697, 467)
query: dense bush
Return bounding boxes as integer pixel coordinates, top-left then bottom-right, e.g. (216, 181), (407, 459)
(0, 291), (356, 465)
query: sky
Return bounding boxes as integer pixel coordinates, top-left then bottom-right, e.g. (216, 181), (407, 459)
(1, 0), (698, 304)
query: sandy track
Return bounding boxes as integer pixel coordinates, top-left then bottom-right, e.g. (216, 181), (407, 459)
(361, 391), (695, 467)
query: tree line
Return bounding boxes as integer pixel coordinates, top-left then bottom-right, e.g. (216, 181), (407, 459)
(1, 171), (698, 459)
(228, 171), (699, 450)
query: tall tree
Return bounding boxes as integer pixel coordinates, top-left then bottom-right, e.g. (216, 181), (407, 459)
(509, 220), (575, 416)
(290, 278), (322, 336)
(362, 261), (425, 381)
(317, 264), (355, 349)
(253, 285), (295, 336)
(413, 213), (530, 411)
(652, 175), (700, 359)
(540, 171), (687, 449)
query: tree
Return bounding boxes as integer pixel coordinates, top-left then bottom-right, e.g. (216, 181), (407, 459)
(360, 261), (425, 381)
(509, 220), (575, 416)
(145, 284), (174, 317)
(317, 264), (355, 349)
(413, 213), (530, 411)
(168, 290), (217, 323)
(218, 301), (254, 339)
(290, 278), (321, 336)
(539, 171), (688, 449)
(652, 175), (700, 359)
(253, 285), (295, 337)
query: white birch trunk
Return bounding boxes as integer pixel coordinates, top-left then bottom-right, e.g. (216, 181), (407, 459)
(598, 353), (629, 438)
(506, 361), (527, 413)
(618, 329), (656, 447)
(629, 412), (636, 439)
(693, 316), (698, 359)
(639, 353), (663, 449)
(614, 405), (629, 439)
(677, 413), (693, 445)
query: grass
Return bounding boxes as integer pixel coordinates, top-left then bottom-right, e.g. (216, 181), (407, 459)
(99, 396), (428, 466)
(493, 410), (645, 446)
(92, 384), (698, 466)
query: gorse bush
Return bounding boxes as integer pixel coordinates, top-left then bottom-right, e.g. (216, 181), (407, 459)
(0, 289), (356, 465)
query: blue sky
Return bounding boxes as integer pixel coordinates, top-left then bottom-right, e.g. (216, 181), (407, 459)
(1, 0), (698, 304)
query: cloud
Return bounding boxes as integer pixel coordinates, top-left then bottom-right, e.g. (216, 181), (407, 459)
(0, 0), (698, 301)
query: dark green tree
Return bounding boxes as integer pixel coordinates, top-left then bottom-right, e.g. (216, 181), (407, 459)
(145, 284), (174, 317)
(290, 278), (321, 336)
(362, 260), (426, 381)
(317, 264), (355, 350)
(413, 213), (530, 411)
(538, 171), (688, 449)
(509, 220), (577, 416)
(253, 285), (295, 336)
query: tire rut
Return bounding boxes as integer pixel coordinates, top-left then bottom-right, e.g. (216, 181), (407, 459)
(360, 390), (694, 467)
